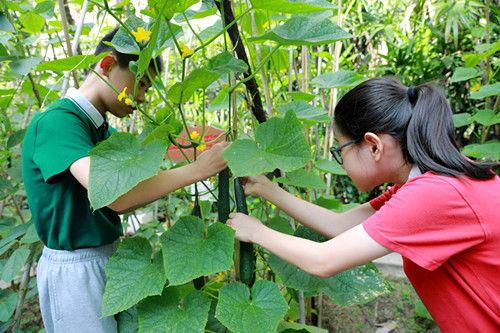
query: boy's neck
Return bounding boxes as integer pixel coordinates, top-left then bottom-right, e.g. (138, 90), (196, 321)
(78, 76), (107, 116)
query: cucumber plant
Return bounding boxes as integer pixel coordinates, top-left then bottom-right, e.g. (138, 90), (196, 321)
(3, 0), (496, 331)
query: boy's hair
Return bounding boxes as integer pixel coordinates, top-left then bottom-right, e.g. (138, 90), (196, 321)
(94, 27), (163, 73)
(334, 77), (497, 180)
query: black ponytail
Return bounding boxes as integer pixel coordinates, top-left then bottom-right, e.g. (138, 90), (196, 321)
(334, 77), (497, 180)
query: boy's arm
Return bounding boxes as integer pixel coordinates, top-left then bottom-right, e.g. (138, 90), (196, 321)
(228, 214), (391, 278)
(70, 142), (228, 213)
(261, 183), (375, 238)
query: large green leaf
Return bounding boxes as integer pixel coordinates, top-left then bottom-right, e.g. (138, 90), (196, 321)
(251, 13), (351, 46)
(0, 290), (17, 322)
(472, 109), (500, 126)
(37, 53), (109, 72)
(116, 307), (138, 333)
(215, 280), (289, 333)
(462, 140), (500, 160)
(8, 57), (42, 76)
(160, 216), (235, 286)
(314, 159), (347, 175)
(169, 52), (247, 104)
(208, 51), (249, 74)
(102, 237), (167, 316)
(137, 287), (211, 333)
(470, 83), (500, 99)
(0, 223), (30, 256)
(223, 111), (311, 176)
(169, 68), (220, 104)
(89, 132), (166, 210)
(110, 15), (182, 56)
(276, 101), (330, 124)
(149, 0), (199, 19)
(274, 169), (326, 189)
(450, 67), (481, 83)
(19, 12), (44, 34)
(250, 0), (335, 13)
(0, 13), (14, 33)
(268, 227), (390, 305)
(311, 70), (365, 89)
(1, 245), (29, 283)
(452, 112), (473, 128)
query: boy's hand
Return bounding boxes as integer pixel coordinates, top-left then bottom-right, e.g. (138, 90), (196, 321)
(241, 175), (278, 198)
(194, 142), (229, 179)
(227, 212), (264, 243)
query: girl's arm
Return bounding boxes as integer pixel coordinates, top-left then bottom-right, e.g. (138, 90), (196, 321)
(244, 176), (375, 238)
(228, 212), (391, 277)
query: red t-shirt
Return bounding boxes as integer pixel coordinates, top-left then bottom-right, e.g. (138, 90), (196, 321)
(363, 172), (500, 332)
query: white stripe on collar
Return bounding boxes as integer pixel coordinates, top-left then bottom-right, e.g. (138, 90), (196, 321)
(65, 88), (105, 128)
(408, 164), (422, 180)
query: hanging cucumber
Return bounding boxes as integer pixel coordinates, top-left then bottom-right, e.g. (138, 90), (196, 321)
(192, 191), (205, 290)
(218, 168), (230, 224)
(234, 177), (255, 286)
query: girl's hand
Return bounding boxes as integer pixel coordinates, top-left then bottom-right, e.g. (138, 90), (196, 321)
(241, 175), (278, 198)
(227, 212), (264, 243)
(194, 142), (229, 179)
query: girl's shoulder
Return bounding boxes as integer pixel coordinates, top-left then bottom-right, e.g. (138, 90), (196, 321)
(405, 171), (499, 192)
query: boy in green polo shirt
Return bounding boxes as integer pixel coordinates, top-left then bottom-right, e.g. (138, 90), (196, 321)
(22, 28), (228, 332)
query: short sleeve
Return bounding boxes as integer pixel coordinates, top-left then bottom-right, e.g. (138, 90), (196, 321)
(370, 185), (400, 210)
(33, 111), (94, 183)
(363, 176), (485, 270)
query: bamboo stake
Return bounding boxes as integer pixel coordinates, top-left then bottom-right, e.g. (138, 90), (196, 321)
(325, 0), (344, 196)
(61, 0), (89, 94)
(57, 0), (80, 92)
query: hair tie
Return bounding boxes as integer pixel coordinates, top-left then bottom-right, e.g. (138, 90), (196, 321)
(407, 86), (418, 105)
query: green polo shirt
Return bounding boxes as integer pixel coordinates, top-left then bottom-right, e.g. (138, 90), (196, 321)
(22, 88), (122, 250)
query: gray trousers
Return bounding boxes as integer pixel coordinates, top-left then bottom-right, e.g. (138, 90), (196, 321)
(36, 242), (119, 333)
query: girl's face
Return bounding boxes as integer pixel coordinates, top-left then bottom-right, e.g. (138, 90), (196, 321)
(333, 126), (408, 192)
(334, 131), (380, 192)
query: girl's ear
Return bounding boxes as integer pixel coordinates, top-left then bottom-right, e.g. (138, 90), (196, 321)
(99, 55), (117, 77)
(363, 132), (383, 161)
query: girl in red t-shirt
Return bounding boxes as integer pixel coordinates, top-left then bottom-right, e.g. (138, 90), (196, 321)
(227, 77), (499, 332)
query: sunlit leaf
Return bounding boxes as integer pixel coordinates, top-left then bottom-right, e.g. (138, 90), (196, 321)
(251, 13), (351, 46)
(223, 111), (311, 176)
(215, 280), (288, 333)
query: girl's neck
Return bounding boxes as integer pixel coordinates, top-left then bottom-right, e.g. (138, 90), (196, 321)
(393, 163), (416, 185)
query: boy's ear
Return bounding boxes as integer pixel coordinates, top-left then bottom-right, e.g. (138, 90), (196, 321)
(99, 55), (116, 77)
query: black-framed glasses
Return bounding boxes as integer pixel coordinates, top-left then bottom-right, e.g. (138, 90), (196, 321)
(329, 139), (359, 165)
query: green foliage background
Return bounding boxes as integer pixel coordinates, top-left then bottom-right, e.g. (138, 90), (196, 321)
(0, 0), (498, 331)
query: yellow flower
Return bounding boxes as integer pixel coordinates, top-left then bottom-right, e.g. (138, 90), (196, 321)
(209, 176), (216, 184)
(471, 82), (481, 92)
(214, 272), (226, 283)
(131, 27), (152, 43)
(197, 144), (206, 152)
(124, 98), (134, 106)
(180, 43), (194, 59)
(117, 87), (127, 102)
(190, 130), (200, 140)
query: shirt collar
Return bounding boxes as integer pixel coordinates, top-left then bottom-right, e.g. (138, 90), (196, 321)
(65, 88), (105, 128)
(407, 164), (422, 180)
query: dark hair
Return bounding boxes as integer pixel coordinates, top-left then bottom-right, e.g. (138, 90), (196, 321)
(94, 27), (163, 74)
(334, 77), (496, 180)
